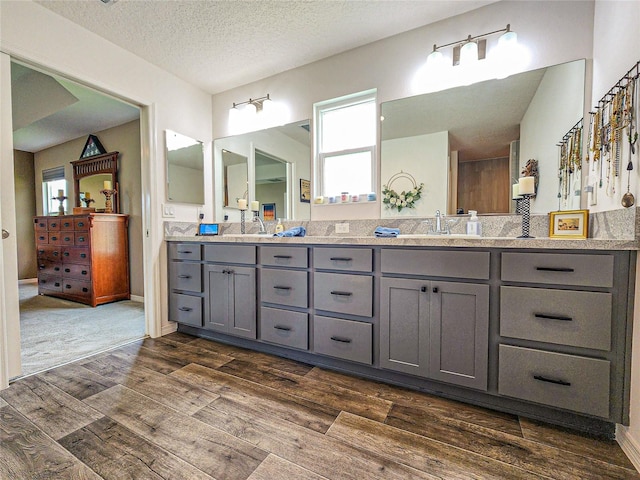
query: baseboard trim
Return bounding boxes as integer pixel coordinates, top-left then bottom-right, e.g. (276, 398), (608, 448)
(18, 278), (37, 285)
(130, 294), (144, 303)
(161, 323), (178, 337)
(616, 424), (640, 473)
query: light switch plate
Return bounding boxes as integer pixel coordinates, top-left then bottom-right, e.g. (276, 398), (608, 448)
(335, 222), (349, 233)
(162, 204), (175, 218)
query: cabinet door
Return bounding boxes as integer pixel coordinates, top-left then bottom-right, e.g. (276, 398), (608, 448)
(229, 266), (256, 339)
(204, 265), (230, 333)
(379, 277), (430, 376)
(429, 281), (489, 390)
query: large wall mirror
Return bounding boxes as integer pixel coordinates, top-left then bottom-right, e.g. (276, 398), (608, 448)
(166, 130), (205, 204)
(381, 59), (586, 216)
(214, 120), (311, 221)
(71, 151), (119, 213)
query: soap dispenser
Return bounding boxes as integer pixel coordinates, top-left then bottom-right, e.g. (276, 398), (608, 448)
(275, 218), (284, 234)
(466, 210), (482, 236)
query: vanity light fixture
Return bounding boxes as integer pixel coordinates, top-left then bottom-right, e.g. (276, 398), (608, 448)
(229, 94), (288, 135)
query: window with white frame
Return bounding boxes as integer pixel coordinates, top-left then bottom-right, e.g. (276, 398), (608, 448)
(42, 166), (67, 215)
(314, 89), (377, 198)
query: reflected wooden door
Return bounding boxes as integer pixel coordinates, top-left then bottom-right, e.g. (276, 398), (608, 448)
(457, 157), (510, 214)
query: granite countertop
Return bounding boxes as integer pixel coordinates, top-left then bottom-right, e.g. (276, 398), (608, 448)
(165, 234), (639, 250)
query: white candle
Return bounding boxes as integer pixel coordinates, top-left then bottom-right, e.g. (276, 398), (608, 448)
(57, 189), (64, 197)
(237, 198), (247, 210)
(250, 200), (260, 211)
(512, 183), (520, 199)
(103, 180), (112, 190)
(518, 176), (535, 195)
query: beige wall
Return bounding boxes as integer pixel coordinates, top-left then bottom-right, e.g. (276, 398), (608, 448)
(13, 150), (36, 280)
(34, 119), (143, 297)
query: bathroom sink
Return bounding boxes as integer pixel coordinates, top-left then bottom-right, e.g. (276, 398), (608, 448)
(223, 233), (273, 237)
(397, 234), (481, 239)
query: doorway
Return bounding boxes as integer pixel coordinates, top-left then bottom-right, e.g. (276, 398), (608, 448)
(9, 60), (146, 377)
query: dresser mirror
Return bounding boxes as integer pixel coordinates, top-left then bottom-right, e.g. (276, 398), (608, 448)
(381, 59), (586, 216)
(166, 130), (205, 204)
(71, 151), (119, 213)
(214, 120), (311, 220)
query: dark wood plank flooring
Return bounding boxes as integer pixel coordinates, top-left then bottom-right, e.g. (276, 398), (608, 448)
(1, 332), (638, 479)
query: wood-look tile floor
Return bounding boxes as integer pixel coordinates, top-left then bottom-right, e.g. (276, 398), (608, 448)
(1, 332), (639, 480)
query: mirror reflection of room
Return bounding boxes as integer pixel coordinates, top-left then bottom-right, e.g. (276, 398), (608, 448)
(166, 130), (205, 205)
(254, 150), (289, 221)
(222, 149), (248, 208)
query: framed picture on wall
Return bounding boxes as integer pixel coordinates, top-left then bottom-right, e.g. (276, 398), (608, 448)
(549, 209), (589, 239)
(300, 178), (311, 203)
(262, 203), (276, 221)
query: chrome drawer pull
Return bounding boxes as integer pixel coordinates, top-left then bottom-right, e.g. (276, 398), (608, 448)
(330, 291), (352, 296)
(533, 375), (571, 386)
(178, 250), (193, 254)
(330, 257), (352, 262)
(178, 274), (192, 279)
(274, 325), (292, 331)
(534, 313), (573, 322)
(535, 266), (575, 273)
(330, 336), (352, 343)
(273, 285), (292, 290)
(178, 307), (193, 312)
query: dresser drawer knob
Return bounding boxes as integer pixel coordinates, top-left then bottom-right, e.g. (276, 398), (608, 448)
(65, 284), (72, 289)
(78, 222), (85, 227)
(82, 288), (88, 293)
(274, 325), (292, 331)
(54, 282), (60, 287)
(54, 267), (60, 272)
(78, 237), (86, 242)
(330, 336), (352, 343)
(82, 270), (88, 275)
(51, 236), (58, 241)
(63, 222), (71, 228)
(39, 264), (45, 270)
(39, 236), (45, 241)
(535, 266), (575, 273)
(533, 375), (571, 387)
(53, 252), (59, 256)
(80, 253), (87, 258)
(63, 252), (69, 257)
(330, 291), (352, 297)
(534, 313), (573, 322)
(64, 268), (71, 273)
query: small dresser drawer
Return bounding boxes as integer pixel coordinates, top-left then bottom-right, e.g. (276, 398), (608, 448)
(261, 246), (308, 268)
(169, 293), (203, 327)
(74, 232), (90, 245)
(47, 218), (61, 231)
(62, 278), (92, 297)
(204, 244), (255, 264)
(63, 263), (91, 280)
(313, 247), (372, 272)
(38, 260), (62, 276)
(37, 245), (62, 261)
(314, 272), (373, 317)
(48, 232), (62, 245)
(260, 307), (308, 350)
(313, 315), (372, 364)
(34, 217), (47, 231)
(60, 232), (75, 245)
(170, 262), (202, 293)
(35, 232), (48, 244)
(381, 249), (490, 280)
(261, 269), (308, 308)
(38, 274), (62, 292)
(60, 219), (74, 230)
(62, 247), (90, 264)
(500, 286), (612, 350)
(498, 345), (610, 418)
(501, 252), (614, 287)
(169, 243), (202, 261)
(74, 217), (90, 231)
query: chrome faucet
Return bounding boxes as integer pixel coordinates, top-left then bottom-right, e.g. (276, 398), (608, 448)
(425, 210), (450, 235)
(252, 212), (268, 234)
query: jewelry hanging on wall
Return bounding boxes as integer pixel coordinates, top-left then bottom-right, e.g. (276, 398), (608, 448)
(622, 77), (638, 207)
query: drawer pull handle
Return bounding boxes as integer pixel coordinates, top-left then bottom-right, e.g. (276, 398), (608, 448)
(432, 287), (439, 293)
(78, 237), (85, 242)
(534, 313), (573, 322)
(39, 236), (45, 241)
(178, 275), (192, 279)
(178, 307), (193, 312)
(330, 336), (352, 343)
(221, 269), (234, 275)
(420, 286), (427, 292)
(65, 284), (72, 289)
(535, 267), (575, 273)
(51, 236), (58, 241)
(78, 222), (85, 227)
(82, 288), (88, 293)
(273, 255), (292, 259)
(63, 252), (69, 257)
(330, 257), (352, 262)
(64, 237), (71, 242)
(54, 267), (60, 271)
(82, 270), (87, 275)
(54, 282), (60, 287)
(330, 291), (352, 296)
(273, 285), (292, 290)
(178, 250), (193, 254)
(38, 264), (45, 270)
(533, 375), (571, 387)
(64, 268), (71, 273)
(274, 325), (292, 331)
(63, 222), (71, 228)
(80, 253), (87, 258)
(53, 251), (59, 256)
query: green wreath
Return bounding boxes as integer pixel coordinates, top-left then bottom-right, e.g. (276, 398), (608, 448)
(382, 182), (424, 212)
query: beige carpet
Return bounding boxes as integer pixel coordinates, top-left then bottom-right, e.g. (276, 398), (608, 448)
(19, 283), (146, 376)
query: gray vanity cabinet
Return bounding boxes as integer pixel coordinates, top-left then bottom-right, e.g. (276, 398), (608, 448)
(380, 277), (489, 390)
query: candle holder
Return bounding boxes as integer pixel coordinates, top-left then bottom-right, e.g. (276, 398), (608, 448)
(240, 209), (246, 234)
(82, 197), (95, 208)
(52, 196), (67, 215)
(514, 197), (523, 215)
(517, 193), (534, 238)
(99, 189), (116, 214)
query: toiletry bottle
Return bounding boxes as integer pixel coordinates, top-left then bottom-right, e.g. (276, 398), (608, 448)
(275, 218), (284, 234)
(466, 210), (482, 236)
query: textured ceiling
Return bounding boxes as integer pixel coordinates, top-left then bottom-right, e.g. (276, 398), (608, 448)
(35, 0), (496, 94)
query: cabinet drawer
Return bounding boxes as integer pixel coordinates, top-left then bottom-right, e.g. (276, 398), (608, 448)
(204, 244), (255, 264)
(261, 246), (308, 268)
(74, 232), (90, 245)
(260, 307), (308, 350)
(34, 217), (47, 231)
(313, 247), (372, 272)
(60, 219), (74, 230)
(37, 245), (62, 261)
(314, 272), (373, 317)
(47, 218), (61, 231)
(62, 278), (92, 297)
(501, 252), (614, 287)
(313, 315), (372, 364)
(381, 249), (490, 280)
(261, 269), (308, 307)
(62, 247), (90, 264)
(500, 286), (612, 350)
(37, 260), (62, 276)
(170, 262), (202, 293)
(498, 345), (610, 418)
(168, 243), (202, 261)
(74, 217), (90, 231)
(38, 274), (62, 292)
(35, 232), (49, 244)
(59, 232), (75, 245)
(62, 263), (91, 280)
(48, 232), (62, 245)
(169, 293), (203, 327)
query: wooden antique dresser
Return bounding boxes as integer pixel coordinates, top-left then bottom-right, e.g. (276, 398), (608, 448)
(34, 213), (130, 307)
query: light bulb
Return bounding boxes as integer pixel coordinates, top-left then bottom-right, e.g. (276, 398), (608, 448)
(426, 49), (445, 69)
(459, 41), (478, 66)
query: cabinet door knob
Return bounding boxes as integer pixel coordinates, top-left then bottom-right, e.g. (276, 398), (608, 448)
(432, 287), (439, 293)
(420, 286), (427, 292)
